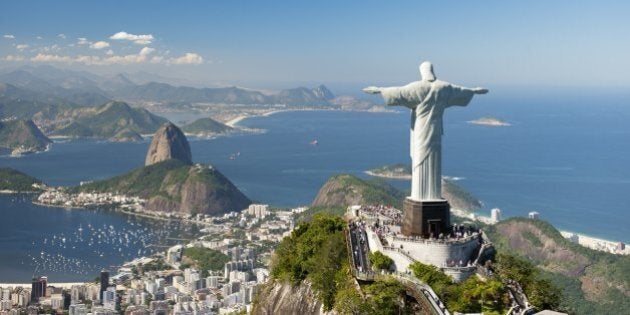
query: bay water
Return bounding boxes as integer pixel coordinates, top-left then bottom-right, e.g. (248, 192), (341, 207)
(1, 87), (629, 281)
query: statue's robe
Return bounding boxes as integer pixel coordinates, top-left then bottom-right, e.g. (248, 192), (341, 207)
(380, 80), (475, 201)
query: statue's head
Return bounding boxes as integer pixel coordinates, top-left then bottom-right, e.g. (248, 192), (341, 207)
(419, 61), (436, 82)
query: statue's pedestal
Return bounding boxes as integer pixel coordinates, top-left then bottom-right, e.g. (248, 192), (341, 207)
(402, 198), (450, 237)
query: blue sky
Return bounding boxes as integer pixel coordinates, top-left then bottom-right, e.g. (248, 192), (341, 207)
(1, 1), (629, 89)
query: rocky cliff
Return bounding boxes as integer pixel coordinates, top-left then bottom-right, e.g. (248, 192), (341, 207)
(145, 123), (192, 166)
(0, 119), (51, 155)
(77, 159), (251, 215)
(252, 280), (335, 315)
(143, 162), (251, 215)
(75, 124), (249, 215)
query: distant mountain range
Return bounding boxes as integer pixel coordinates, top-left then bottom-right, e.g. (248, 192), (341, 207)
(0, 65), (337, 106)
(0, 65), (381, 149)
(50, 101), (167, 141)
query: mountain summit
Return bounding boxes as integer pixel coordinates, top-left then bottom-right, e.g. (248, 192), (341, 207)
(145, 123), (192, 166)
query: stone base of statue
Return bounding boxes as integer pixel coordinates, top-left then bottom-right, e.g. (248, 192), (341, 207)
(402, 198), (450, 237)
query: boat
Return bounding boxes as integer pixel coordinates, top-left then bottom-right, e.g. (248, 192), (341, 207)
(310, 140), (319, 146)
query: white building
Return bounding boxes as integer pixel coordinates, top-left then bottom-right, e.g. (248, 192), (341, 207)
(167, 245), (184, 265)
(69, 304), (88, 315)
(491, 208), (502, 223)
(246, 204), (269, 219)
(206, 276), (221, 289)
(102, 286), (117, 311)
(529, 211), (540, 219)
(50, 294), (64, 310)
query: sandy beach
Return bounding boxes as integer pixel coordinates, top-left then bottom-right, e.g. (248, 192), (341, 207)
(224, 109), (303, 128)
(560, 230), (629, 255)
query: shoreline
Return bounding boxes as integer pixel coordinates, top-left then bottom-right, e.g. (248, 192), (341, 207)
(364, 170), (411, 180)
(225, 107), (393, 128)
(0, 282), (88, 289)
(33, 195), (214, 226)
(559, 229), (629, 255)
(451, 208), (629, 254)
(0, 190), (40, 194)
(225, 108), (306, 128)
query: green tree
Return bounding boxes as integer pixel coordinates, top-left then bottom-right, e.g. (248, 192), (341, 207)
(527, 278), (561, 311)
(369, 251), (394, 271)
(269, 214), (347, 311)
(495, 253), (561, 311)
(409, 261), (452, 296)
(363, 278), (406, 315)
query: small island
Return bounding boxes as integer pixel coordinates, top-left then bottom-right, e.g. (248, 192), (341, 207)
(467, 117), (511, 126)
(365, 164), (411, 179)
(181, 117), (234, 138)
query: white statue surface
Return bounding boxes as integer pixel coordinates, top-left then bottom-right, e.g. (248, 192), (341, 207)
(364, 62), (488, 202)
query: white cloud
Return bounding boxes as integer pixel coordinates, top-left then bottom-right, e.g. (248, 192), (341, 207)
(75, 55), (101, 65)
(96, 47), (154, 65)
(4, 55), (25, 61)
(170, 53), (204, 65)
(6, 43), (202, 67)
(150, 56), (164, 64)
(36, 36), (43, 40)
(57, 33), (66, 39)
(3, 34), (15, 39)
(139, 47), (155, 56)
(31, 53), (72, 63)
(90, 41), (110, 50)
(40, 44), (60, 53)
(110, 31), (154, 45)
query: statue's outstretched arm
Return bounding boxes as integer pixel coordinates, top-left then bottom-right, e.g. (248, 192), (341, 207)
(363, 86), (381, 94)
(447, 85), (488, 107)
(471, 87), (489, 94)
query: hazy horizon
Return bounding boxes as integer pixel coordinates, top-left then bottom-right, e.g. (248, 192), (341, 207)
(2, 1), (630, 89)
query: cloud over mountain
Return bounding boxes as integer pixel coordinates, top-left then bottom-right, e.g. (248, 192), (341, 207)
(170, 53), (203, 65)
(109, 31), (154, 45)
(89, 41), (110, 50)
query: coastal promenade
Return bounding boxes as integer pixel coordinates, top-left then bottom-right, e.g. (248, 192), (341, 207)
(560, 230), (629, 255)
(451, 208), (629, 255)
(0, 283), (86, 289)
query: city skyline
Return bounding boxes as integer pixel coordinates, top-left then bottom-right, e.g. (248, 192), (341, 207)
(1, 1), (630, 89)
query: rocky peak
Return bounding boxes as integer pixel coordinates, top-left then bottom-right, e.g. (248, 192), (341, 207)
(312, 84), (334, 100)
(145, 123), (192, 166)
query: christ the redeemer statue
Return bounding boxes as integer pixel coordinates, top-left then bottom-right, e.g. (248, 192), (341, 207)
(364, 62), (488, 202)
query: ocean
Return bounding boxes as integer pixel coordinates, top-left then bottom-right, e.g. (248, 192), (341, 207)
(1, 87), (629, 281)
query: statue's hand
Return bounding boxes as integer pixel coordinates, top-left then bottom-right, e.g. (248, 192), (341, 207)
(363, 86), (381, 94)
(473, 87), (489, 94)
